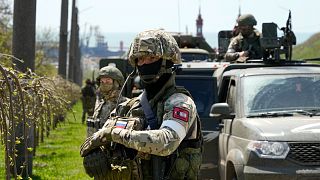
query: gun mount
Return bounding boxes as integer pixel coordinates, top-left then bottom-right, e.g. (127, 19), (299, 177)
(260, 11), (296, 61)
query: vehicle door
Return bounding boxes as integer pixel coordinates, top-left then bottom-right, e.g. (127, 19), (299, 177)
(218, 75), (237, 168)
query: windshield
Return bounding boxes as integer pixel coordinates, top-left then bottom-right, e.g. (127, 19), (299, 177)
(181, 53), (209, 62)
(243, 74), (320, 116)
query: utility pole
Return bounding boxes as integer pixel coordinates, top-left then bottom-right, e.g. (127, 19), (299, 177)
(12, 0), (36, 178)
(68, 0), (76, 81)
(12, 0), (36, 72)
(58, 0), (69, 78)
(73, 7), (82, 86)
(75, 22), (82, 86)
(68, 0), (81, 85)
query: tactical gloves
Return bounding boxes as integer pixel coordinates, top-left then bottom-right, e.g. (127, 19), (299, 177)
(80, 123), (114, 157)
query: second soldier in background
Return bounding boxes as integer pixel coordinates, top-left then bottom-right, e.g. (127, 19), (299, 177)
(225, 14), (263, 62)
(86, 65), (128, 137)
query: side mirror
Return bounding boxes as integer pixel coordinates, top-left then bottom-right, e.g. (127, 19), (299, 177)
(209, 103), (234, 119)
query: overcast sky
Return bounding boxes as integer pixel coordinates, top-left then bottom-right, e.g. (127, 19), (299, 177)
(35, 0), (320, 34)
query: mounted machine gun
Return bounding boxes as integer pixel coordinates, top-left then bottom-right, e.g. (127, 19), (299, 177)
(260, 10), (296, 61)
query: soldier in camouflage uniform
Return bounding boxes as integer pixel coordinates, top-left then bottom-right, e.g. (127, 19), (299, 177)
(81, 29), (203, 179)
(87, 66), (128, 137)
(81, 79), (96, 124)
(225, 14), (263, 62)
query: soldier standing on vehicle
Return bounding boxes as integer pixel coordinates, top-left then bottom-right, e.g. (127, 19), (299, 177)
(80, 29), (203, 179)
(225, 14), (263, 62)
(81, 79), (96, 124)
(86, 66), (128, 136)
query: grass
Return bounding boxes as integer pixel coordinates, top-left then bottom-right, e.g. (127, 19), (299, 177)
(0, 101), (91, 179)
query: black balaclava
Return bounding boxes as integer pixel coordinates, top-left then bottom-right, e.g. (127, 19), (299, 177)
(137, 59), (173, 100)
(137, 58), (163, 82)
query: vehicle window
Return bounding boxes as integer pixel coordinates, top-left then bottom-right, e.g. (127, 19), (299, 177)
(176, 77), (215, 117)
(218, 76), (231, 102)
(226, 79), (236, 113)
(242, 74), (320, 115)
(181, 53), (209, 62)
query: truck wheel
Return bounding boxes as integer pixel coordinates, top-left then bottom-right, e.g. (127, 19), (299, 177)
(226, 164), (237, 180)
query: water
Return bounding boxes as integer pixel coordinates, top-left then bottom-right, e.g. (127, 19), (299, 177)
(103, 32), (314, 51)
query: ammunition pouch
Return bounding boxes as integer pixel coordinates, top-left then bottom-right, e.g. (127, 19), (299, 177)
(169, 147), (202, 180)
(167, 115), (203, 179)
(165, 139), (203, 179)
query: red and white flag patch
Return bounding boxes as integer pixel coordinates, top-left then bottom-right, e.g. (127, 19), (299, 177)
(173, 107), (189, 122)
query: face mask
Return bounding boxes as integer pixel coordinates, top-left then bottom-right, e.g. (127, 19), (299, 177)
(138, 59), (162, 75)
(99, 84), (113, 94)
(137, 59), (162, 83)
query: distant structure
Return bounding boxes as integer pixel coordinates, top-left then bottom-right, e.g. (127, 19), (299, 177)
(80, 40), (125, 58)
(120, 41), (124, 52)
(172, 7), (216, 59)
(196, 7), (203, 37)
(81, 25), (126, 58)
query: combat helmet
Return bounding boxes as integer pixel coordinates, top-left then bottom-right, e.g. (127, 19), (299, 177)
(98, 65), (124, 86)
(127, 29), (181, 66)
(127, 29), (181, 84)
(237, 14), (257, 26)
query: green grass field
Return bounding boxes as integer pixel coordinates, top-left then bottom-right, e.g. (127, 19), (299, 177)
(0, 101), (91, 179)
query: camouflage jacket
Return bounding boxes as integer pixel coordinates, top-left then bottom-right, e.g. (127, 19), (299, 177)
(109, 75), (199, 156)
(92, 91), (128, 129)
(225, 29), (263, 62)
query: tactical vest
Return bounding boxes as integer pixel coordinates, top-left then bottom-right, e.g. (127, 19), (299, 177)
(84, 75), (203, 180)
(116, 81), (203, 179)
(238, 30), (262, 59)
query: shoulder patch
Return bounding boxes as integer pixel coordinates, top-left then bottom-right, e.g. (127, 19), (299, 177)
(173, 107), (189, 122)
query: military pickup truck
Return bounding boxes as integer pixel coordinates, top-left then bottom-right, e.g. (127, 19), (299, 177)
(210, 13), (320, 179)
(210, 61), (320, 180)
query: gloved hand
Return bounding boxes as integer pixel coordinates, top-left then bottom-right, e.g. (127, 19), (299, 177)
(80, 123), (114, 157)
